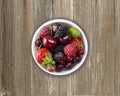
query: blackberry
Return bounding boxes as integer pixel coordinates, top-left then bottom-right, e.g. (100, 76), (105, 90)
(55, 26), (68, 38)
(51, 45), (65, 53)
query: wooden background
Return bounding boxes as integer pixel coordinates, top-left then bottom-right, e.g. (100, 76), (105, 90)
(0, 0), (120, 96)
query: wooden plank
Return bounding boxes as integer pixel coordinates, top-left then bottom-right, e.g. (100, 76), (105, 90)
(0, 0), (4, 95)
(31, 0), (52, 96)
(0, 0), (120, 95)
(73, 0), (97, 95)
(0, 0), (15, 95)
(0, 0), (33, 96)
(73, 0), (115, 95)
(12, 0), (33, 96)
(52, 0), (74, 96)
(114, 0), (120, 95)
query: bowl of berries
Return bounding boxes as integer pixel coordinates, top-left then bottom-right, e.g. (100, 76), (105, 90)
(31, 19), (88, 76)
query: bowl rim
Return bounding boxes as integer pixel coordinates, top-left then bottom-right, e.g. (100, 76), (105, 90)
(31, 19), (88, 76)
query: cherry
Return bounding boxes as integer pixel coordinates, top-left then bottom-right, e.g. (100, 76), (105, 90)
(35, 38), (42, 47)
(43, 36), (57, 48)
(60, 33), (71, 44)
(65, 62), (73, 70)
(56, 64), (64, 72)
(73, 56), (81, 64)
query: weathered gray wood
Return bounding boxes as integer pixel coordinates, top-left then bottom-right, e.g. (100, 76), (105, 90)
(12, 0), (33, 96)
(115, 0), (120, 95)
(0, 0), (4, 95)
(0, 0), (120, 96)
(73, 0), (98, 95)
(73, 0), (115, 95)
(0, 0), (15, 96)
(0, 0), (33, 96)
(31, 0), (52, 96)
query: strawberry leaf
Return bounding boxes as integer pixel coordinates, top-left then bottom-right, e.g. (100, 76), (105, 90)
(42, 53), (55, 66)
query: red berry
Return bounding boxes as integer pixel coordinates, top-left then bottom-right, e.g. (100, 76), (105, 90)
(70, 37), (83, 49)
(67, 56), (73, 61)
(43, 36), (57, 48)
(60, 33), (71, 44)
(64, 44), (77, 57)
(79, 50), (84, 55)
(40, 26), (51, 38)
(36, 48), (49, 63)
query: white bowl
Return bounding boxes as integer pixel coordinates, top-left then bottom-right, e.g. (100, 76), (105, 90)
(31, 19), (88, 76)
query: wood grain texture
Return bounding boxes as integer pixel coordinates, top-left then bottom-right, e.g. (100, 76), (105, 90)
(74, 0), (115, 95)
(31, 0), (52, 96)
(0, 0), (120, 96)
(115, 0), (120, 96)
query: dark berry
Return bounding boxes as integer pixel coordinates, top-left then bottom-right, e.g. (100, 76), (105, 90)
(59, 60), (66, 65)
(56, 64), (64, 72)
(35, 38), (42, 47)
(55, 26), (68, 38)
(60, 33), (71, 44)
(73, 56), (81, 64)
(53, 52), (64, 62)
(52, 23), (62, 35)
(51, 45), (65, 53)
(65, 62), (73, 70)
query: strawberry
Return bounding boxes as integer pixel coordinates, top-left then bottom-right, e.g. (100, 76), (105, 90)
(36, 48), (55, 70)
(36, 48), (49, 63)
(64, 44), (77, 57)
(70, 37), (83, 50)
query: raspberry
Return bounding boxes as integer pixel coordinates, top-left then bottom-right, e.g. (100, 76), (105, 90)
(64, 44), (77, 57)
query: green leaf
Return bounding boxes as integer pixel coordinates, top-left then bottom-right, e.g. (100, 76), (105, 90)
(42, 53), (55, 66)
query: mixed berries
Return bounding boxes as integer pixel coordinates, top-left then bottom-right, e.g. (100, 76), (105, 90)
(35, 23), (84, 72)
